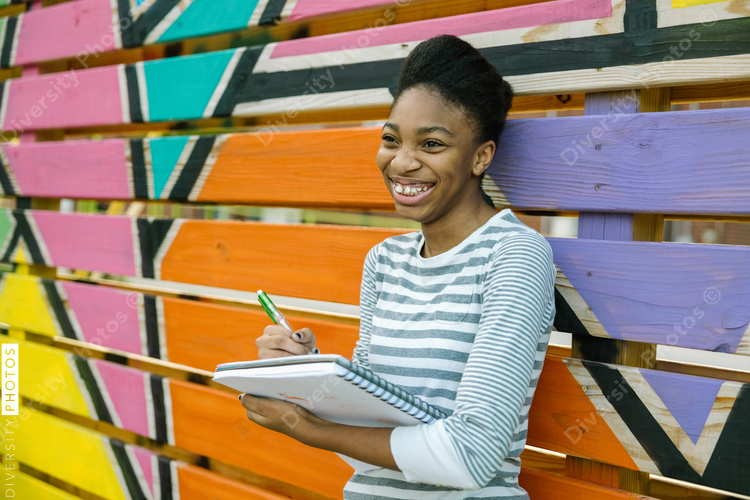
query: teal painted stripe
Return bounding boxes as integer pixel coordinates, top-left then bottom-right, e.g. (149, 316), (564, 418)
(0, 208), (15, 255)
(157, 0), (260, 43)
(149, 136), (190, 199)
(143, 49), (236, 122)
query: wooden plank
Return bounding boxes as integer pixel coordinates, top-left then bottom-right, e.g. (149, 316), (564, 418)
(15, 471), (83, 500)
(0, 208), (403, 304)
(17, 334), (750, 496)
(528, 356), (750, 496)
(169, 379), (352, 499)
(549, 236), (750, 356)
(1, 2), (749, 130)
(0, 0), (555, 68)
(3, 212), (750, 352)
(4, 106), (750, 216)
(519, 466), (658, 499)
(9, 407), (295, 500)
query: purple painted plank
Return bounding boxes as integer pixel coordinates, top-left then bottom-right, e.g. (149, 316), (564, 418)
(548, 237), (750, 353)
(640, 368), (724, 444)
(491, 106), (750, 215)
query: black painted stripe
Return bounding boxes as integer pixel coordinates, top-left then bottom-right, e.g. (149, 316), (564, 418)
(4, 211), (45, 264)
(582, 361), (702, 483)
(0, 16), (19, 69)
(73, 355), (114, 424)
(120, 0), (181, 48)
(144, 295), (161, 359)
(624, 0), (658, 31)
(700, 384), (750, 496)
(0, 139), (16, 196)
(553, 288), (591, 337)
(259, 0), (286, 25)
(41, 279), (77, 339)
(109, 440), (148, 500)
(136, 218), (174, 279)
(158, 455), (174, 500)
(130, 139), (149, 199)
(150, 374), (168, 443)
(211, 47), (263, 118)
(218, 17), (750, 116)
(124, 64), (143, 123)
(169, 135), (216, 200)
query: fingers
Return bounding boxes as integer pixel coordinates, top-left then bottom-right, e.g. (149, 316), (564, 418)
(257, 325), (318, 358)
(256, 331), (317, 358)
(291, 328), (320, 354)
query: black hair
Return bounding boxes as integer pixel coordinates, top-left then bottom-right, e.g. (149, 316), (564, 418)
(392, 34), (514, 147)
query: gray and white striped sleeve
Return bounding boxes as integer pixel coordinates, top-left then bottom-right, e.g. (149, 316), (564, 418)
(351, 244), (379, 369)
(390, 232), (556, 488)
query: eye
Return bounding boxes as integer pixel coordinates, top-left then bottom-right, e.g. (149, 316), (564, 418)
(382, 134), (399, 145)
(424, 139), (445, 148)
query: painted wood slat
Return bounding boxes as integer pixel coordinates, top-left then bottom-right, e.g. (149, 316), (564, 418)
(0, 0), (277, 69)
(6, 406), (293, 500)
(528, 356), (750, 496)
(3, 107), (750, 216)
(1, 3), (749, 130)
(0, 273), (361, 369)
(549, 237), (750, 356)
(0, 208), (403, 305)
(15, 335), (750, 496)
(518, 467), (658, 500)
(490, 106), (750, 215)
(3, 210), (750, 352)
(0, 128), (391, 209)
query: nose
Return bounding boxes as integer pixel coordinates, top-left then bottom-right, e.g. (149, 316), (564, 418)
(390, 144), (421, 174)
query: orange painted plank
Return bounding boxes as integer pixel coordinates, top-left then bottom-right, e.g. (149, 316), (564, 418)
(198, 128), (392, 209)
(164, 297), (360, 371)
(527, 356), (640, 470)
(162, 221), (404, 304)
(169, 379), (352, 500)
(177, 463), (290, 500)
(519, 466), (657, 500)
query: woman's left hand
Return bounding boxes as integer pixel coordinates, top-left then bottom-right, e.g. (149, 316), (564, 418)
(238, 393), (312, 437)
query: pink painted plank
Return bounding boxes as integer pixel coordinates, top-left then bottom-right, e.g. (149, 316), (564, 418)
(288, 0), (398, 22)
(2, 66), (123, 131)
(31, 210), (136, 276)
(272, 0), (611, 58)
(92, 358), (151, 438)
(4, 139), (130, 199)
(14, 0), (116, 67)
(61, 280), (144, 355)
(131, 446), (156, 498)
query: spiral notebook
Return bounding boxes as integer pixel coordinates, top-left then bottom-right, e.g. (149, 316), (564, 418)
(213, 354), (447, 427)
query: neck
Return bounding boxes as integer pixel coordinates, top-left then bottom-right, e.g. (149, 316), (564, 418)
(420, 192), (498, 258)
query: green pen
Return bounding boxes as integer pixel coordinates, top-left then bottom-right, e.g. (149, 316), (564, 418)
(257, 290), (320, 354)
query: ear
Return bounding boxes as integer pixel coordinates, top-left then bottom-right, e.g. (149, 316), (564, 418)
(472, 140), (496, 177)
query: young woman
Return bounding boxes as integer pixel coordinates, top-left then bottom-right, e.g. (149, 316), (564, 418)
(243, 34), (557, 499)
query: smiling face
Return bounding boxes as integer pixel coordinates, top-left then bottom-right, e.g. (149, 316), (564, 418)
(377, 86), (495, 227)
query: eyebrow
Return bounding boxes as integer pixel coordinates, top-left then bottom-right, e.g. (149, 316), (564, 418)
(382, 122), (454, 137)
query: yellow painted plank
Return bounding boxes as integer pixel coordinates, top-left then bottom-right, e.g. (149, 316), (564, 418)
(671, 0), (726, 8)
(14, 411), (127, 500)
(1, 337), (91, 418)
(0, 274), (58, 336)
(15, 471), (81, 500)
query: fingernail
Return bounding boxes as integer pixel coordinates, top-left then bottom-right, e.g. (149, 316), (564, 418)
(313, 347), (320, 354)
(294, 332), (303, 340)
(238, 393), (244, 402)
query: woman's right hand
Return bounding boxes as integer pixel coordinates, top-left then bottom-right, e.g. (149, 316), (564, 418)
(256, 326), (319, 359)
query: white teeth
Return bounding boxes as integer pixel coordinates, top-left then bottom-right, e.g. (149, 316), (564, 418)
(394, 181), (432, 197)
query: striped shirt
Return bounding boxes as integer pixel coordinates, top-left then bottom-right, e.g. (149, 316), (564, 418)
(343, 208), (556, 499)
